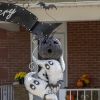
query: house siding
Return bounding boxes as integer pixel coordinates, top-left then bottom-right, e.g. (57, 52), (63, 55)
(0, 27), (30, 85)
(67, 21), (100, 88)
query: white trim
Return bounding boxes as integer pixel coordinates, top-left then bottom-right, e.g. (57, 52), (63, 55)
(26, 2), (100, 22)
(17, 1), (100, 8)
(59, 88), (100, 100)
(54, 22), (68, 87)
(63, 88), (100, 91)
(0, 22), (19, 32)
(30, 34), (32, 61)
(64, 22), (68, 87)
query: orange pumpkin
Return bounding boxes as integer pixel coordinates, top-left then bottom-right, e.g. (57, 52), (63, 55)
(66, 95), (75, 100)
(76, 79), (84, 88)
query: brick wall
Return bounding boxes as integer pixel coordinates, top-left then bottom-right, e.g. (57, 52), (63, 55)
(0, 27), (30, 85)
(14, 85), (29, 100)
(67, 21), (100, 88)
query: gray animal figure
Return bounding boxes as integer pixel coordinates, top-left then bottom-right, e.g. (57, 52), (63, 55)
(37, 1), (57, 10)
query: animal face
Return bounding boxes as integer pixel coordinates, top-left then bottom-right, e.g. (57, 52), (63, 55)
(24, 72), (51, 99)
(38, 68), (48, 81)
(32, 54), (65, 86)
(38, 37), (62, 59)
(37, 60), (63, 85)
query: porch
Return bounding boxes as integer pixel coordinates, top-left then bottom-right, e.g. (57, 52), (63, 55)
(0, 0), (100, 100)
(59, 88), (100, 100)
(0, 84), (28, 100)
(0, 85), (100, 100)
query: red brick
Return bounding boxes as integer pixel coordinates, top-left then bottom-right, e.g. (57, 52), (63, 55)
(67, 21), (100, 88)
(0, 29), (7, 40)
(0, 48), (8, 58)
(0, 27), (30, 85)
(0, 68), (8, 80)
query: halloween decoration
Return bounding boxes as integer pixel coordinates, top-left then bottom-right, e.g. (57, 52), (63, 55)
(59, 54), (66, 72)
(26, 33), (65, 100)
(24, 72), (52, 99)
(0, 3), (61, 38)
(25, 71), (60, 100)
(38, 36), (62, 59)
(25, 54), (65, 99)
(0, 2), (37, 30)
(31, 22), (61, 38)
(0, 2), (65, 100)
(38, 68), (48, 81)
(32, 53), (64, 86)
(37, 1), (57, 10)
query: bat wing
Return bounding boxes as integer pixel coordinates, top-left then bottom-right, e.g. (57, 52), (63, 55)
(48, 4), (57, 9)
(31, 22), (61, 39)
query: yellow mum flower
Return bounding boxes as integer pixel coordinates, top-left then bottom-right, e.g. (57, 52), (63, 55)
(14, 72), (27, 81)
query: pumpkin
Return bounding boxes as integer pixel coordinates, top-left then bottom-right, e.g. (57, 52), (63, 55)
(38, 36), (62, 59)
(66, 95), (75, 100)
(76, 79), (84, 88)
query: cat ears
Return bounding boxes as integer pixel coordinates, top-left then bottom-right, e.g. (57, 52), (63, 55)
(31, 22), (61, 40)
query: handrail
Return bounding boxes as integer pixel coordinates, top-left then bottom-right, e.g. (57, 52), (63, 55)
(66, 88), (100, 91)
(0, 85), (14, 100)
(59, 88), (100, 100)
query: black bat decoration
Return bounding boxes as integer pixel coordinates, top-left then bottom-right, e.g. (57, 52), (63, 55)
(37, 1), (57, 10)
(0, 2), (37, 30)
(31, 22), (61, 39)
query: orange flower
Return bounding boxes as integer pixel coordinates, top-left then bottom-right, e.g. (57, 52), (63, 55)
(81, 74), (89, 79)
(81, 74), (90, 85)
(76, 74), (91, 88)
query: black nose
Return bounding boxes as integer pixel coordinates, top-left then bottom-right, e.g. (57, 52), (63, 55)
(48, 49), (52, 53)
(49, 44), (51, 46)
